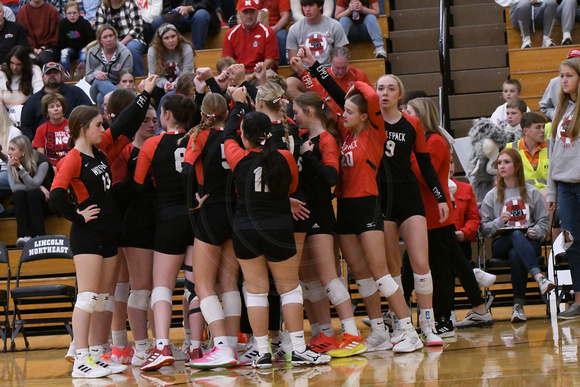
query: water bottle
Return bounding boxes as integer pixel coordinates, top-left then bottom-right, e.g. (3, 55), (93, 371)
(352, 10), (360, 21)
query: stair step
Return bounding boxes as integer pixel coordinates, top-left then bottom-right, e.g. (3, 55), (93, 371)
(451, 4), (505, 26)
(449, 92), (504, 119)
(451, 24), (506, 48)
(450, 119), (475, 138)
(389, 50), (439, 74)
(509, 46), (571, 73)
(512, 71), (558, 99)
(389, 28), (439, 52)
(452, 68), (510, 93)
(391, 0), (439, 10)
(389, 8), (439, 30)
(398, 73), (442, 95)
(451, 45), (508, 70)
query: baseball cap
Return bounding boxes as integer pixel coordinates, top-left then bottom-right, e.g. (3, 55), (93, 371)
(567, 49), (580, 59)
(42, 62), (63, 74)
(237, 0), (260, 11)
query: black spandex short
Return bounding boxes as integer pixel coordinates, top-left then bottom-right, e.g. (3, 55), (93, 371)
(293, 201), (336, 235)
(122, 209), (155, 249)
(155, 214), (194, 255)
(70, 223), (120, 258)
(193, 203), (234, 246)
(233, 228), (297, 262)
(336, 196), (383, 235)
(382, 183), (426, 224)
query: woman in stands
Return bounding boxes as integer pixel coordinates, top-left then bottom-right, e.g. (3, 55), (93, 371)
(296, 46), (423, 353)
(135, 94), (199, 372)
(85, 25), (133, 114)
(482, 148), (555, 322)
(117, 71), (137, 92)
(0, 45), (43, 125)
(374, 73), (445, 347)
(7, 135), (53, 247)
(223, 86), (331, 368)
(49, 75), (156, 378)
(548, 56), (580, 320)
(147, 23), (194, 103)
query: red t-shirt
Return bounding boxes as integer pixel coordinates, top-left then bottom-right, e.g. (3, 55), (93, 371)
(259, 0), (291, 27)
(222, 22), (280, 71)
(336, 0), (378, 24)
(33, 119), (70, 167)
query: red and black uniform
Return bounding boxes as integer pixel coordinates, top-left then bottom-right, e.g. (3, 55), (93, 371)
(309, 61), (385, 235)
(183, 126), (236, 246)
(134, 130), (193, 255)
(380, 112), (446, 224)
(49, 91), (152, 257)
(224, 102), (299, 261)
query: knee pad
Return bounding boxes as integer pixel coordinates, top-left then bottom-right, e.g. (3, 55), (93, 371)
(150, 286), (173, 308)
(184, 279), (196, 303)
(376, 274), (399, 298)
(114, 282), (130, 304)
(105, 295), (116, 313)
(94, 293), (109, 312)
(414, 271), (433, 295)
(128, 289), (151, 311)
(356, 277), (378, 299)
(280, 285), (303, 306)
(221, 291), (242, 317)
(75, 291), (99, 313)
(199, 295), (225, 325)
(301, 280), (326, 303)
(246, 292), (269, 308)
(325, 278), (350, 307)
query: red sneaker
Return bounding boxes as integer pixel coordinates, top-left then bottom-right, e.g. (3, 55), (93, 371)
(139, 345), (174, 371)
(309, 332), (339, 353)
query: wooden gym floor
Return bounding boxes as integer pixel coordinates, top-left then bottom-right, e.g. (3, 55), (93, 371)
(2, 305), (580, 386)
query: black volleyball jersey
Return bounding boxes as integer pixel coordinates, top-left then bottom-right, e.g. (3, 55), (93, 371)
(134, 130), (188, 218)
(271, 119), (301, 162)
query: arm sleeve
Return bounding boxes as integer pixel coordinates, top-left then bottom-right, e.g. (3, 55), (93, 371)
(182, 45), (195, 75)
(459, 183), (481, 242)
(546, 139), (557, 203)
(241, 80), (258, 102)
(134, 137), (156, 185)
(49, 156), (86, 224)
(309, 60), (346, 110)
(8, 169), (25, 191)
(539, 77), (559, 121)
(95, 5), (106, 29)
(84, 49), (99, 84)
(205, 78), (224, 95)
(15, 162), (49, 190)
(20, 98), (39, 141)
(31, 66), (44, 93)
(127, 2), (144, 40)
(479, 190), (504, 238)
(222, 30), (235, 59)
(281, 150), (299, 194)
(301, 150), (338, 187)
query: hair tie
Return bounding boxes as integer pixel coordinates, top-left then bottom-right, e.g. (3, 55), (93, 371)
(204, 112), (217, 123)
(158, 24), (177, 37)
(259, 132), (273, 146)
(271, 95), (287, 104)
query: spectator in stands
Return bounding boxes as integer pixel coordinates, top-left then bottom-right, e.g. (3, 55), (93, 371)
(33, 93), (70, 167)
(135, 0), (162, 44)
(8, 134), (54, 247)
(0, 7), (29, 64)
(20, 62), (92, 141)
(260, 0), (291, 66)
(334, 0), (386, 58)
(0, 104), (21, 196)
(490, 79), (529, 126)
(0, 45), (43, 127)
(16, 0), (60, 67)
(540, 48), (580, 120)
(82, 0), (100, 27)
(117, 70), (137, 91)
(222, 0), (279, 73)
(85, 25), (134, 114)
(495, 0), (558, 48)
(147, 23), (194, 102)
(59, 2), (96, 81)
(505, 98), (527, 133)
(155, 71), (196, 130)
(480, 148), (554, 323)
(19, 0), (67, 17)
(2, 4), (15, 20)
(95, 0), (147, 77)
(286, 0), (348, 99)
(290, 0), (333, 21)
(150, 0), (221, 50)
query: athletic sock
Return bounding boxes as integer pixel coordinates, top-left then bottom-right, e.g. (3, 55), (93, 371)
(341, 317), (358, 336)
(320, 324), (334, 336)
(214, 336), (229, 350)
(289, 330), (307, 353)
(156, 338), (169, 350)
(112, 330), (128, 348)
(370, 318), (385, 333)
(255, 335), (270, 355)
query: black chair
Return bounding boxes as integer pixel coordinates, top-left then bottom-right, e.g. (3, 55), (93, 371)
(0, 242), (9, 351)
(10, 235), (75, 350)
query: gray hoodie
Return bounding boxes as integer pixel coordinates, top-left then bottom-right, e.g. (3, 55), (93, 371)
(85, 42), (133, 85)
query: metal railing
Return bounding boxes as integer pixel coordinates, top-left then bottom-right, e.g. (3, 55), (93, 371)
(438, 0), (453, 134)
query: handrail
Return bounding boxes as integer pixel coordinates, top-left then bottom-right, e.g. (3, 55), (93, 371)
(438, 0), (453, 135)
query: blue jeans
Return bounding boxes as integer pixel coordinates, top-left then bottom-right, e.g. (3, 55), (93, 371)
(90, 79), (117, 114)
(339, 14), (384, 49)
(0, 170), (10, 192)
(557, 182), (580, 292)
(276, 28), (288, 66)
(152, 9), (212, 50)
(126, 40), (146, 76)
(492, 230), (542, 303)
(60, 47), (88, 73)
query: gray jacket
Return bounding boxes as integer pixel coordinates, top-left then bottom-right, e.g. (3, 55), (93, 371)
(85, 42), (133, 85)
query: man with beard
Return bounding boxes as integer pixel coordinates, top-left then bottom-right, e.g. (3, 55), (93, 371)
(20, 62), (92, 141)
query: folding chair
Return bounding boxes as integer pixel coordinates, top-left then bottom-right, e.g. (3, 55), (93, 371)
(10, 235), (75, 350)
(0, 242), (9, 351)
(548, 232), (573, 313)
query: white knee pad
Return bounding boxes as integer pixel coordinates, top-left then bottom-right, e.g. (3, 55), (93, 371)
(199, 295), (225, 325)
(414, 271), (433, 295)
(105, 295), (116, 313)
(280, 285), (303, 306)
(301, 280), (326, 303)
(94, 293), (109, 312)
(246, 292), (269, 308)
(128, 289), (151, 311)
(75, 291), (99, 313)
(356, 277), (378, 299)
(325, 278), (350, 306)
(221, 291), (242, 317)
(150, 286), (173, 308)
(376, 274), (399, 298)
(114, 282), (130, 304)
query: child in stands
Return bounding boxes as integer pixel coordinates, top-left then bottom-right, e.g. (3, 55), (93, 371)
(490, 79), (529, 126)
(505, 98), (527, 133)
(59, 1), (96, 79)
